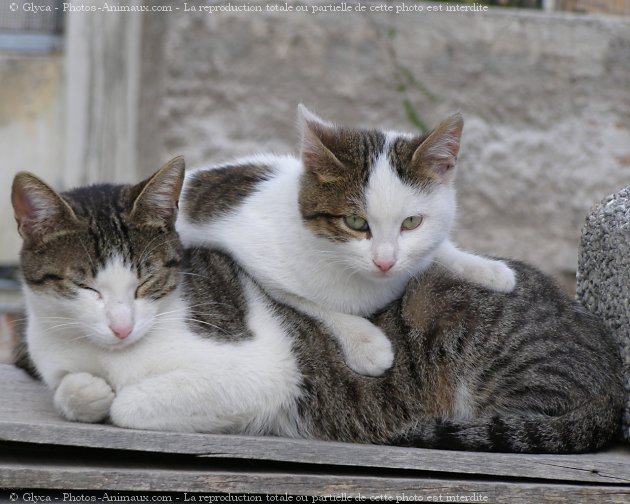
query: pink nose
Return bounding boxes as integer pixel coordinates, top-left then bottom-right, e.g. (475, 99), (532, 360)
(110, 323), (133, 340)
(374, 259), (396, 272)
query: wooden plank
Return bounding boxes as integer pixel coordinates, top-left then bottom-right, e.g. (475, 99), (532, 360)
(1, 453), (630, 504)
(65, 0), (142, 187)
(1, 364), (629, 486)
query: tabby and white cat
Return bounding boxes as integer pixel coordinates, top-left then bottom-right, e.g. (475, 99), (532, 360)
(12, 159), (623, 453)
(177, 107), (516, 376)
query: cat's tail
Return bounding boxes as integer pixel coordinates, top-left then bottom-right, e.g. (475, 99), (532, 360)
(390, 395), (622, 453)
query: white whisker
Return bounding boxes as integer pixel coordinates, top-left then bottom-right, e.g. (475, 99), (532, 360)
(138, 236), (181, 265)
(158, 316), (233, 337)
(77, 238), (96, 271)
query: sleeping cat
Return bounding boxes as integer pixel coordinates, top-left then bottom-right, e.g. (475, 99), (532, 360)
(177, 106), (516, 376)
(12, 158), (623, 453)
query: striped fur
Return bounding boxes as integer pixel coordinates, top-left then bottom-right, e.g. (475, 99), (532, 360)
(177, 108), (516, 378)
(14, 173), (183, 305)
(12, 160), (623, 452)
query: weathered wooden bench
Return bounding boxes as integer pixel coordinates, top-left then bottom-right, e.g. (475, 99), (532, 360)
(1, 364), (629, 502)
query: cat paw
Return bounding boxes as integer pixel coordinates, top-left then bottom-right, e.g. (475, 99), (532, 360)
(338, 319), (394, 377)
(54, 372), (114, 423)
(111, 385), (185, 431)
(475, 260), (516, 293)
(109, 387), (148, 430)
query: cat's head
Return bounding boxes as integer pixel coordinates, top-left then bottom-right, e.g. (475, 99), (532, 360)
(298, 106), (462, 280)
(11, 157), (185, 350)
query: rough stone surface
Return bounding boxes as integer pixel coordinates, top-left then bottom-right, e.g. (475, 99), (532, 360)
(138, 4), (630, 284)
(577, 187), (630, 442)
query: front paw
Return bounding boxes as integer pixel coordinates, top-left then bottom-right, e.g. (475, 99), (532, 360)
(475, 260), (516, 293)
(338, 319), (394, 377)
(110, 384), (190, 432)
(111, 384), (172, 431)
(109, 387), (147, 430)
(54, 372), (114, 423)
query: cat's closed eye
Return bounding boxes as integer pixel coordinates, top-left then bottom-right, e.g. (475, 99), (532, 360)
(401, 215), (423, 231)
(74, 283), (102, 300)
(135, 279), (151, 299)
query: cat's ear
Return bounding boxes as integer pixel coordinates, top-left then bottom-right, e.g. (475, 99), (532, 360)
(130, 156), (185, 228)
(298, 104), (345, 183)
(11, 172), (81, 245)
(411, 113), (463, 184)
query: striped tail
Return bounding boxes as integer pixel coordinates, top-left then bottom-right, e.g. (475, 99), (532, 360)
(391, 395), (622, 454)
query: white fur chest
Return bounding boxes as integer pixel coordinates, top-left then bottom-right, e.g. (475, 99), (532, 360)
(178, 157), (413, 316)
(25, 283), (306, 437)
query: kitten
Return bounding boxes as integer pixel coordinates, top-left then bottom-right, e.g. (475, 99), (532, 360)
(11, 159), (623, 453)
(177, 106), (516, 376)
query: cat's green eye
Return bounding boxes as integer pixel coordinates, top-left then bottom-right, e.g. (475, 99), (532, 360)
(343, 215), (369, 232)
(401, 215), (423, 231)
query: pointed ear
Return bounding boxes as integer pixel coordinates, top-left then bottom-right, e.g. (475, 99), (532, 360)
(130, 156), (185, 228)
(11, 172), (80, 245)
(298, 104), (346, 183)
(411, 113), (463, 184)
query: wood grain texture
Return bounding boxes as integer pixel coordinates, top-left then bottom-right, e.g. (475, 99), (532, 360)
(1, 363), (629, 493)
(2, 456), (630, 503)
(64, 0), (142, 187)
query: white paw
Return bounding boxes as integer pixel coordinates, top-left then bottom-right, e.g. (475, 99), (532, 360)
(337, 318), (394, 377)
(470, 259), (516, 293)
(109, 387), (146, 429)
(111, 385), (190, 432)
(54, 372), (114, 423)
(111, 384), (173, 431)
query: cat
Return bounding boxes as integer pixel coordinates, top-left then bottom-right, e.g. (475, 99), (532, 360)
(11, 158), (624, 453)
(176, 106), (516, 377)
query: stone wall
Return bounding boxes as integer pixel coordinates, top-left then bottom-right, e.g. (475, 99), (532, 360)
(137, 2), (630, 287)
(2, 2), (629, 286)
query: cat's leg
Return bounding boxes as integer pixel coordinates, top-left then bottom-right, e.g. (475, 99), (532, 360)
(435, 240), (516, 292)
(53, 372), (115, 423)
(322, 311), (395, 377)
(253, 278), (395, 377)
(110, 371), (234, 432)
(280, 296), (393, 376)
